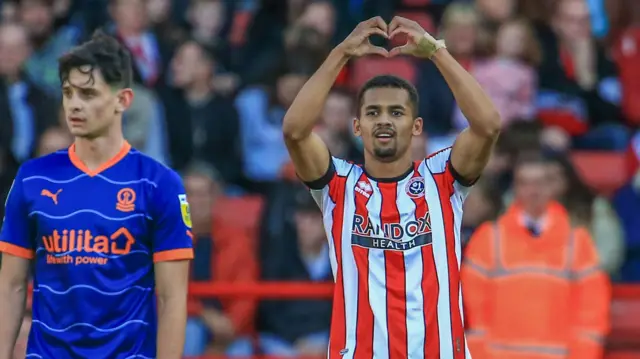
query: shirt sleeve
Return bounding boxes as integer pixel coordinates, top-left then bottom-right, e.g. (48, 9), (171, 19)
(0, 169), (35, 259)
(302, 156), (353, 211)
(150, 170), (194, 263)
(425, 147), (476, 200)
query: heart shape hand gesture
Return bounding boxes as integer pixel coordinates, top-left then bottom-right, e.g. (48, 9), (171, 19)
(336, 16), (446, 59)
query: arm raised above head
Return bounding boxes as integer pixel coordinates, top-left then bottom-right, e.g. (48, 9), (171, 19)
(283, 16), (389, 184)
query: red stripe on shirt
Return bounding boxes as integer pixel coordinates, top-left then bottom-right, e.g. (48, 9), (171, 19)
(328, 175), (348, 359)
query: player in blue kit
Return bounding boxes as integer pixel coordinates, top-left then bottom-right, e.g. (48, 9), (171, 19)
(0, 31), (193, 358)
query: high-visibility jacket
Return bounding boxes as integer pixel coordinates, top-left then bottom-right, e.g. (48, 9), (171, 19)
(461, 201), (611, 359)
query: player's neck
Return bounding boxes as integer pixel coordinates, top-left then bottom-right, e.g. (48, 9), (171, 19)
(73, 135), (126, 171)
(363, 155), (413, 182)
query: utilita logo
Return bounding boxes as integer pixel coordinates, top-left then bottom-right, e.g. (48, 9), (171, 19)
(42, 227), (136, 266)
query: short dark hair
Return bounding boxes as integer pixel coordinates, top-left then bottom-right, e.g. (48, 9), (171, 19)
(58, 30), (133, 89)
(356, 75), (419, 117)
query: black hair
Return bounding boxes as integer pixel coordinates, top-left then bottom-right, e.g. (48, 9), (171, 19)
(356, 75), (419, 117)
(58, 30), (133, 89)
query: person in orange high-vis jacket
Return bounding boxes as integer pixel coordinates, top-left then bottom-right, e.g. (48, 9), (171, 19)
(462, 155), (611, 359)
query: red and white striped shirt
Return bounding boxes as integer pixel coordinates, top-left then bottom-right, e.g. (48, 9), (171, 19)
(308, 147), (472, 359)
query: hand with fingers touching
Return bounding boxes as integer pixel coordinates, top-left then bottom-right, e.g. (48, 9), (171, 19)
(336, 16), (389, 58)
(388, 16), (446, 59)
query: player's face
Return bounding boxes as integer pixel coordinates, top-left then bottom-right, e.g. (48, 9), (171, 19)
(354, 87), (422, 163)
(61, 66), (133, 139)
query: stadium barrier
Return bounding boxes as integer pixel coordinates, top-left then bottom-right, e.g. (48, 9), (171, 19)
(24, 282), (640, 358)
(185, 282), (640, 359)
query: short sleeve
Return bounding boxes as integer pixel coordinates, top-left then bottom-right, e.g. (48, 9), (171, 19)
(303, 156), (353, 210)
(149, 170), (194, 263)
(0, 170), (35, 259)
(425, 147), (476, 200)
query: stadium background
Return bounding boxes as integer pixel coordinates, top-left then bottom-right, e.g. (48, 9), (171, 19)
(1, 0), (640, 357)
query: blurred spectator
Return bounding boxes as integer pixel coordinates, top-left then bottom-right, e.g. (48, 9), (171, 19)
(486, 121), (544, 196)
(35, 125), (71, 156)
(461, 179), (503, 247)
(296, 0), (335, 42)
(19, 0), (82, 96)
(234, 63), (310, 191)
(108, 0), (164, 86)
(147, 0), (187, 49)
(613, 169), (640, 282)
(545, 153), (625, 276)
(476, 0), (517, 30)
(183, 161), (254, 356)
(315, 125), (349, 161)
(241, 1), (332, 87)
(0, 143), (19, 222)
(612, 0), (640, 126)
(320, 87), (363, 162)
(257, 186), (331, 356)
(188, 0), (226, 46)
(171, 39), (243, 188)
(455, 18), (539, 126)
(108, 0), (194, 170)
(462, 154), (611, 359)
(123, 83), (169, 164)
(537, 0), (627, 151)
(186, 0), (240, 95)
(0, 21), (58, 163)
(417, 2), (481, 153)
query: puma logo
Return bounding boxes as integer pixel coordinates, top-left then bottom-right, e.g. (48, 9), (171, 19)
(41, 189), (62, 205)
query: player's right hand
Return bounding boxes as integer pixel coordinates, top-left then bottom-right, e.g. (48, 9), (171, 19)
(336, 16), (389, 58)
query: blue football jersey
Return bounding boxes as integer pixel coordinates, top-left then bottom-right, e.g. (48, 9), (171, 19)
(0, 142), (194, 358)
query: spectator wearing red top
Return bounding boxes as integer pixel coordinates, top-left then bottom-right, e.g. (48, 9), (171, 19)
(536, 0), (628, 150)
(182, 162), (254, 357)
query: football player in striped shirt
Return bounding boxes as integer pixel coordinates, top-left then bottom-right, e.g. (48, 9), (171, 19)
(0, 31), (193, 358)
(282, 16), (501, 359)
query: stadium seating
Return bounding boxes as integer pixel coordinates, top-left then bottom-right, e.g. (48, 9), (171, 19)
(609, 286), (640, 351)
(351, 56), (418, 89)
(570, 151), (628, 196)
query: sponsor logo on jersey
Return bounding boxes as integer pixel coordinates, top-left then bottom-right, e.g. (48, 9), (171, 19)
(351, 213), (432, 251)
(355, 181), (372, 198)
(42, 227), (136, 266)
(179, 194), (192, 228)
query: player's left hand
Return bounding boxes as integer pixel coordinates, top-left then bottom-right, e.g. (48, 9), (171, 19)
(388, 16), (446, 59)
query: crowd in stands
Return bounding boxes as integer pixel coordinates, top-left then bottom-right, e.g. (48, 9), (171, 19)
(2, 0), (640, 357)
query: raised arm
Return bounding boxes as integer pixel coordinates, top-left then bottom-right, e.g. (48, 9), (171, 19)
(282, 17), (388, 183)
(389, 16), (501, 184)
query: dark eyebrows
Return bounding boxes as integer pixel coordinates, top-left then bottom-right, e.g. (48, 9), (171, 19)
(61, 83), (99, 94)
(389, 104), (406, 111)
(364, 104), (406, 111)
